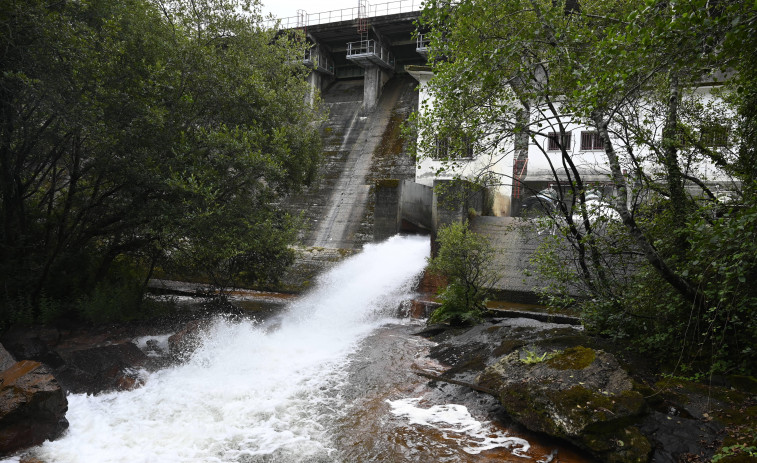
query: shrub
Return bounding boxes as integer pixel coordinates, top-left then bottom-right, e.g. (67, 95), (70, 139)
(427, 221), (497, 325)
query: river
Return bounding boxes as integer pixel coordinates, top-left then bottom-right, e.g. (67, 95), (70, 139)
(10, 235), (590, 463)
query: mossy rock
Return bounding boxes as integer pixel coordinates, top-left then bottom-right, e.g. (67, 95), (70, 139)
(728, 375), (757, 395)
(495, 382), (648, 462)
(581, 426), (652, 463)
(656, 377), (748, 405)
(546, 346), (596, 370)
(478, 347), (648, 462)
(492, 339), (525, 357)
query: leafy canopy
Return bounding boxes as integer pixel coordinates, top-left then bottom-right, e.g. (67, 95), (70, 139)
(416, 0), (757, 374)
(0, 0), (322, 325)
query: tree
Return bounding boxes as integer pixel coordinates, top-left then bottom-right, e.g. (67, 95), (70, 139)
(0, 0), (322, 325)
(416, 0), (756, 373)
(427, 221), (497, 325)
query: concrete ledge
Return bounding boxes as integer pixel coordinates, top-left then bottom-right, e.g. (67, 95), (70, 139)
(486, 309), (582, 326)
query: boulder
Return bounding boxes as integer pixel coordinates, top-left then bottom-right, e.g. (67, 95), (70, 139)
(0, 361), (68, 456)
(0, 344), (15, 372)
(0, 327), (64, 369)
(55, 342), (148, 394)
(477, 346), (650, 463)
(168, 320), (205, 360)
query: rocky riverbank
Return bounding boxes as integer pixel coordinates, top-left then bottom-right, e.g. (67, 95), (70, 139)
(414, 317), (757, 463)
(2, 296), (755, 461)
(0, 296), (279, 457)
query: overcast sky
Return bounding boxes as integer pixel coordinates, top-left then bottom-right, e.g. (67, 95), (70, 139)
(261, 0), (360, 20)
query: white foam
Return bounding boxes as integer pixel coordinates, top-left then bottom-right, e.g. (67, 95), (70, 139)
(32, 235), (429, 463)
(386, 397), (531, 456)
(133, 333), (172, 357)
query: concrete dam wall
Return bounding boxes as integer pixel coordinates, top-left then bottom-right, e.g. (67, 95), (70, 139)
(281, 74), (545, 302)
(279, 75), (418, 291)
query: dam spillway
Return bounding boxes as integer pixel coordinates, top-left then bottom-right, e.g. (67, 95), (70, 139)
(286, 74), (418, 250)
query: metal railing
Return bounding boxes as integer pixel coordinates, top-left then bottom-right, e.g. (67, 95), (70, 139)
(304, 46), (335, 74)
(347, 39), (377, 56)
(267, 0), (423, 29)
(346, 39), (395, 68)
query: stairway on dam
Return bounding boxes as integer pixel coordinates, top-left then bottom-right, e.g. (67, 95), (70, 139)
(279, 75), (419, 291)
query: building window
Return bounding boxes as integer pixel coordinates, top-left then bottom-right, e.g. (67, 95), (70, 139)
(547, 131), (572, 151)
(434, 136), (449, 159)
(700, 125), (729, 147)
(434, 135), (474, 159)
(580, 131), (604, 151)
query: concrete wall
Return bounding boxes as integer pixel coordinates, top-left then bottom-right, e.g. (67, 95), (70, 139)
(432, 179), (486, 230)
(399, 180), (433, 232)
(363, 65), (393, 112)
(374, 179), (433, 241)
(469, 216), (544, 304)
(374, 179), (402, 242)
(374, 178), (487, 240)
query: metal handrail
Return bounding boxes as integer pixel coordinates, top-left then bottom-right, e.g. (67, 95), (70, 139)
(266, 0), (422, 29)
(304, 46), (335, 74)
(347, 39), (377, 56)
(346, 39), (395, 67)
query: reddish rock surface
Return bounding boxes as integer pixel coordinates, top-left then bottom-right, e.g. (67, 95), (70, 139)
(415, 270), (446, 296)
(408, 300), (440, 319)
(0, 361), (68, 456)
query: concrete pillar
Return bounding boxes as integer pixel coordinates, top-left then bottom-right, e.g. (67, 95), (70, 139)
(306, 71), (322, 107)
(363, 65), (392, 112)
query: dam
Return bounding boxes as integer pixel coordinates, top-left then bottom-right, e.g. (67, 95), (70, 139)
(277, 0), (541, 301)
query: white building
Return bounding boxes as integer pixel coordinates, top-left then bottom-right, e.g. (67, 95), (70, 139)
(407, 65), (737, 217)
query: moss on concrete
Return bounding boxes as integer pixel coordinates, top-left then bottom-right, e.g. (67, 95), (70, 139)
(375, 178), (400, 188)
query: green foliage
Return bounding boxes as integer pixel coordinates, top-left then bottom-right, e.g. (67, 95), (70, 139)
(541, 195), (757, 375)
(417, 0), (757, 375)
(712, 444), (757, 462)
(0, 0), (322, 326)
(520, 349), (556, 365)
(427, 221), (497, 325)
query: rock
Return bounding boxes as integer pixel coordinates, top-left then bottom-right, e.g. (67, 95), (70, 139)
(477, 346), (650, 463)
(0, 344), (16, 372)
(168, 320), (205, 360)
(0, 361), (68, 456)
(0, 327), (64, 369)
(427, 319), (587, 384)
(55, 342), (148, 394)
(404, 300), (438, 319)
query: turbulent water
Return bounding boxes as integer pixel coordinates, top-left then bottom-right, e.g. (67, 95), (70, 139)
(22, 236), (426, 463)
(9, 234), (585, 463)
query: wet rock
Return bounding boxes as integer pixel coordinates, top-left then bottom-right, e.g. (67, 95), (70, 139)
(477, 346), (650, 463)
(168, 320), (205, 360)
(0, 327), (64, 369)
(55, 342), (148, 394)
(0, 360), (68, 455)
(426, 319), (587, 384)
(406, 300), (439, 319)
(0, 344), (15, 372)
(638, 411), (722, 462)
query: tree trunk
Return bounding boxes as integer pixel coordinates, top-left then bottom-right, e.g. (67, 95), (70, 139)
(594, 115), (706, 307)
